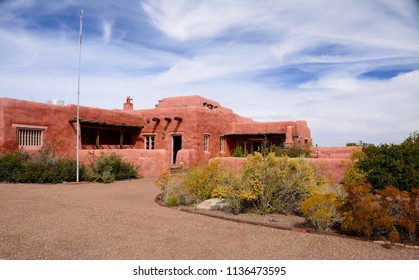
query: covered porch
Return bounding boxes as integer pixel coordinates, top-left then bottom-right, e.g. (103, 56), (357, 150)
(224, 133), (287, 155)
(69, 118), (143, 149)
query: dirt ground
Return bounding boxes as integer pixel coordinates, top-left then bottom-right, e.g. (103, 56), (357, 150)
(0, 178), (418, 260)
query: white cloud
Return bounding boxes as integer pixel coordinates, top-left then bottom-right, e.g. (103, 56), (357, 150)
(295, 71), (419, 145)
(150, 43), (275, 85)
(142, 0), (251, 41)
(102, 20), (113, 44)
(1, 0), (418, 146)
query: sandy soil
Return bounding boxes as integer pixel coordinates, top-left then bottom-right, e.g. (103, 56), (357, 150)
(0, 178), (418, 260)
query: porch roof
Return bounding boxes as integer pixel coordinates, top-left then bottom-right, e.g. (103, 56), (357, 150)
(225, 121), (294, 136)
(69, 118), (144, 130)
(223, 132), (285, 137)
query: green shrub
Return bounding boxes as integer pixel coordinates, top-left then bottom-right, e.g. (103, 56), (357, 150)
(0, 145), (139, 184)
(357, 131), (419, 191)
(0, 150), (28, 183)
(0, 146), (81, 184)
(232, 146), (246, 157)
(275, 144), (312, 158)
(20, 161), (45, 183)
(19, 156), (80, 184)
(84, 152), (139, 183)
(340, 131), (418, 243)
(54, 158), (82, 182)
(225, 196), (244, 215)
(165, 193), (182, 207)
(342, 150), (367, 185)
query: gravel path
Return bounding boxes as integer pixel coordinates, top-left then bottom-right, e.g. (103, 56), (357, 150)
(0, 178), (417, 260)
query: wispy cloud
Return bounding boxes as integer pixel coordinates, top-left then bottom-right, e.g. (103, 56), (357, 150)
(102, 20), (113, 44)
(142, 0), (251, 42)
(0, 0), (418, 146)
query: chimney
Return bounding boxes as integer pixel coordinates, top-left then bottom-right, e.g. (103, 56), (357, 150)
(123, 96), (134, 110)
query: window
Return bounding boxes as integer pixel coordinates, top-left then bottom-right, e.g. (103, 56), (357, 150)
(204, 134), (210, 152)
(220, 136), (224, 152)
(145, 135), (155, 150)
(17, 128), (44, 147)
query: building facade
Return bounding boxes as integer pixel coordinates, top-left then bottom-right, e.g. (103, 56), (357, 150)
(0, 96), (311, 176)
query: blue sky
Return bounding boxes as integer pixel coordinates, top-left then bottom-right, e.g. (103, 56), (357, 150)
(1, 0), (418, 146)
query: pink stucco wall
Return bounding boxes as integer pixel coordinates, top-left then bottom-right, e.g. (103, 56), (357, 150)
(210, 157), (248, 174)
(306, 158), (348, 183)
(212, 146), (360, 183)
(311, 146), (361, 158)
(0, 98), (76, 152)
(79, 149), (169, 177)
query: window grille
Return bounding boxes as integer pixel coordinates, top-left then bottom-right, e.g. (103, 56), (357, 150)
(204, 134), (210, 152)
(145, 135), (155, 150)
(17, 128), (43, 147)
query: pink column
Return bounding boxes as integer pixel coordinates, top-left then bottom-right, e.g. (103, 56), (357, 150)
(285, 126), (294, 146)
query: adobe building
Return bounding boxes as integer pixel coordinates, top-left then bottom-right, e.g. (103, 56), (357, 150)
(0, 95), (312, 176)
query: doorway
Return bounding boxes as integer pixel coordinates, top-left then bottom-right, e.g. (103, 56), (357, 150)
(172, 135), (182, 165)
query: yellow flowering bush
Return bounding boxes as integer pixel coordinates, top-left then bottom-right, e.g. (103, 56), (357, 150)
(157, 152), (324, 216)
(156, 159), (237, 205)
(301, 193), (341, 231)
(241, 152), (324, 214)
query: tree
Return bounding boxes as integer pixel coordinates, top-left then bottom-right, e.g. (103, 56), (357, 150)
(357, 131), (419, 191)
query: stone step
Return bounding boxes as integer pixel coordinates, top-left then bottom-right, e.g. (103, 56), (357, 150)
(170, 165), (183, 173)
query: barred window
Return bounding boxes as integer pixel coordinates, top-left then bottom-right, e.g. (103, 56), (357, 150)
(145, 135), (155, 150)
(204, 134), (210, 152)
(17, 128), (43, 147)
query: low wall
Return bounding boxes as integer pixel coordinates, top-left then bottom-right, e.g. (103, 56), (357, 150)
(305, 158), (347, 183)
(311, 146), (361, 159)
(79, 149), (169, 177)
(175, 149), (198, 166)
(210, 157), (247, 174)
(78, 146), (355, 181)
(214, 156), (348, 183)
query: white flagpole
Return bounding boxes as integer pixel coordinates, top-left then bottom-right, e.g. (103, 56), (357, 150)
(76, 9), (83, 182)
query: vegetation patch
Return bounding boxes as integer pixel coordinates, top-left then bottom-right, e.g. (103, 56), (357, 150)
(345, 131), (419, 191)
(0, 143), (140, 184)
(0, 142), (81, 183)
(156, 152), (324, 216)
(84, 152), (140, 183)
(157, 132), (418, 246)
(337, 180), (418, 245)
(318, 131), (419, 244)
(301, 192), (341, 231)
